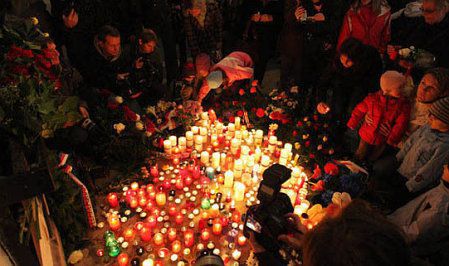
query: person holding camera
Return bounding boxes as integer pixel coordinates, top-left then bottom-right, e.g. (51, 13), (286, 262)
(249, 200), (411, 266)
(129, 29), (165, 106)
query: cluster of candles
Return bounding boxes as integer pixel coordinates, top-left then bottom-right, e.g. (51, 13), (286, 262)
(99, 111), (312, 264)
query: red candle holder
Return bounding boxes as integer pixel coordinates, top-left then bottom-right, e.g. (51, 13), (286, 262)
(184, 229), (195, 247)
(129, 197), (138, 209)
(175, 178), (184, 190)
(108, 214), (121, 231)
(138, 196), (148, 207)
(123, 228), (136, 241)
(117, 253), (129, 266)
(150, 166), (159, 178)
(212, 221), (223, 235)
(154, 233), (164, 246)
(107, 193), (119, 208)
(131, 182), (139, 190)
(140, 224), (152, 242)
(184, 176), (193, 186)
(237, 234), (247, 246)
(175, 213), (184, 225)
(200, 228), (211, 241)
(146, 215), (157, 228)
(168, 228), (177, 242)
(171, 240), (182, 253)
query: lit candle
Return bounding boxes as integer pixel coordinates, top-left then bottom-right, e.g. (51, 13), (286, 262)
(123, 228), (136, 241)
(194, 136), (203, 152)
(255, 130), (263, 146)
(209, 203), (219, 218)
(212, 220), (223, 235)
(224, 170), (234, 188)
(235, 117), (241, 130)
(142, 258), (154, 266)
(205, 167), (215, 179)
(184, 229), (194, 247)
(156, 191), (166, 206)
(163, 140), (172, 154)
(237, 234), (247, 246)
(268, 136), (277, 153)
(140, 224), (152, 242)
(200, 229), (210, 241)
(117, 253), (129, 266)
(171, 240), (182, 253)
(200, 151), (209, 165)
(153, 233), (164, 246)
(108, 214), (121, 231)
(146, 215), (157, 228)
(178, 136), (186, 151)
(230, 138), (239, 155)
(186, 131), (194, 147)
(211, 152), (220, 168)
(254, 148), (262, 163)
(191, 126), (199, 134)
(216, 123), (223, 134)
(107, 193), (119, 208)
(233, 182), (245, 202)
(175, 213), (184, 225)
(168, 228), (177, 241)
(169, 135), (177, 147)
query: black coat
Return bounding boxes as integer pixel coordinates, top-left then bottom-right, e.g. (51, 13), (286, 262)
(394, 15), (449, 68)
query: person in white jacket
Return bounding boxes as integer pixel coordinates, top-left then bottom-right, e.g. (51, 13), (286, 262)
(389, 163), (449, 264)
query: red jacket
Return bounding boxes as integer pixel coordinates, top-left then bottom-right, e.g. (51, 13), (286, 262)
(337, 4), (391, 52)
(347, 91), (411, 146)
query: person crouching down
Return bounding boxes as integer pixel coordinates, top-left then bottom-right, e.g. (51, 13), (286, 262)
(347, 71), (411, 162)
(197, 51), (254, 105)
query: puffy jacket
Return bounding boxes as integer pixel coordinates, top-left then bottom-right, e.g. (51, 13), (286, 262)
(198, 52), (254, 102)
(337, 3), (391, 52)
(347, 90), (411, 146)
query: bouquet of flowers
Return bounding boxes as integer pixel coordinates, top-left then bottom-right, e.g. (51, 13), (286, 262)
(398, 46), (436, 68)
(308, 161), (368, 207)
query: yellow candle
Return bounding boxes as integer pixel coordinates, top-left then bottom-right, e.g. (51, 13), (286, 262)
(200, 151), (210, 165)
(191, 126), (199, 134)
(254, 148), (261, 163)
(224, 170), (234, 188)
(169, 135), (177, 147)
(235, 117), (241, 130)
(233, 182), (245, 201)
(163, 140), (172, 154)
(211, 152), (220, 168)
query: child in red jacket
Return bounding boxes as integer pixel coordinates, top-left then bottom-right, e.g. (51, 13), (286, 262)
(347, 71), (411, 161)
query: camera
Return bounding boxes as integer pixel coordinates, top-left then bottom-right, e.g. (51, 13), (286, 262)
(244, 164), (294, 251)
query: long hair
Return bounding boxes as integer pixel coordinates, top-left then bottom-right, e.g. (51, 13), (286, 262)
(352, 0), (389, 15)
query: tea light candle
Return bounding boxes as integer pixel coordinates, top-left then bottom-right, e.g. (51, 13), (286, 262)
(232, 249), (242, 260)
(212, 221), (223, 235)
(107, 193), (119, 208)
(168, 228), (177, 241)
(200, 229), (211, 241)
(123, 228), (136, 241)
(153, 233), (164, 246)
(172, 240), (182, 253)
(224, 170), (234, 188)
(237, 234), (247, 246)
(233, 182), (246, 202)
(142, 258), (154, 266)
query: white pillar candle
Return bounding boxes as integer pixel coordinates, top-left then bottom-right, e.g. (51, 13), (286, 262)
(200, 151), (210, 165)
(254, 130), (263, 146)
(200, 127), (208, 144)
(234, 130), (242, 140)
(211, 152), (220, 168)
(191, 126), (199, 135)
(254, 148), (262, 163)
(234, 159), (243, 179)
(284, 143), (293, 152)
(224, 170), (234, 188)
(169, 135), (177, 147)
(242, 130), (249, 140)
(194, 136), (203, 152)
(211, 134), (218, 144)
(279, 149), (289, 166)
(227, 123), (235, 132)
(230, 138), (239, 155)
(186, 131), (194, 147)
(178, 137), (187, 152)
(163, 140), (172, 154)
(201, 112), (209, 121)
(216, 123), (223, 134)
(233, 182), (246, 202)
(268, 136), (277, 153)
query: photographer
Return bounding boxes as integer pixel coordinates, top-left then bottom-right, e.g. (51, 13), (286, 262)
(249, 200), (411, 266)
(129, 29), (165, 106)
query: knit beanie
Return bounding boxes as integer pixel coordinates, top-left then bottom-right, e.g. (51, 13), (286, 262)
(206, 70), (223, 89)
(429, 97), (449, 125)
(380, 71), (406, 93)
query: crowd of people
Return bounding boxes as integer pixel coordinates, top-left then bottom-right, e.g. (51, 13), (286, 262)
(3, 0), (449, 265)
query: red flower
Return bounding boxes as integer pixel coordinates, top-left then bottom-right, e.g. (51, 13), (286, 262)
(292, 130), (298, 137)
(297, 121), (303, 127)
(10, 65), (30, 76)
(311, 180), (325, 192)
(236, 110), (244, 117)
(269, 111), (281, 120)
(242, 101), (247, 106)
(310, 165), (322, 179)
(256, 108), (265, 118)
(309, 153), (315, 159)
(228, 116), (235, 123)
(324, 162), (339, 176)
(238, 89), (245, 96)
(250, 87), (257, 93)
(305, 141), (310, 147)
(6, 45), (34, 61)
(145, 118), (156, 134)
(123, 105), (139, 121)
(313, 115), (319, 121)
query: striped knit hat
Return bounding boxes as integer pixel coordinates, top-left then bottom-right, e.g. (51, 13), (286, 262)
(429, 97), (449, 125)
